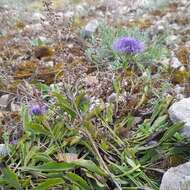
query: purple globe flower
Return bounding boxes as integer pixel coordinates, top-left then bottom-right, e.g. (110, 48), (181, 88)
(112, 36), (144, 54)
(30, 103), (47, 116)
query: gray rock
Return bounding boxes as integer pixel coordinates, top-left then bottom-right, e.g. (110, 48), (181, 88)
(25, 23), (43, 32)
(174, 85), (185, 94)
(160, 161), (190, 190)
(166, 35), (180, 46)
(157, 25), (165, 33)
(174, 85), (185, 100)
(0, 94), (10, 109)
(107, 93), (117, 103)
(176, 94), (185, 100)
(185, 41), (190, 49)
(32, 12), (45, 22)
(11, 102), (21, 112)
(82, 19), (99, 38)
(0, 144), (8, 157)
(64, 11), (74, 18)
(170, 57), (183, 69)
(168, 98), (190, 137)
(170, 23), (181, 31)
(154, 21), (166, 33)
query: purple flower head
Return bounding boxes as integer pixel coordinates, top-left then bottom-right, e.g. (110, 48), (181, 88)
(10, 139), (18, 145)
(112, 36), (144, 54)
(29, 103), (48, 116)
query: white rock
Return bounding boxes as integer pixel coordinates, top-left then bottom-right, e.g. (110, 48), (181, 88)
(160, 161), (190, 190)
(38, 36), (48, 42)
(64, 11), (74, 18)
(67, 43), (74, 49)
(11, 102), (21, 112)
(176, 93), (185, 100)
(166, 35), (180, 46)
(168, 98), (190, 137)
(170, 57), (183, 69)
(179, 66), (186, 72)
(154, 20), (166, 33)
(0, 144), (8, 157)
(85, 19), (99, 33)
(45, 61), (54, 67)
(174, 85), (185, 95)
(170, 23), (181, 31)
(82, 19), (99, 38)
(25, 23), (43, 32)
(157, 25), (165, 33)
(185, 41), (190, 48)
(0, 94), (10, 109)
(32, 12), (45, 22)
(107, 93), (117, 103)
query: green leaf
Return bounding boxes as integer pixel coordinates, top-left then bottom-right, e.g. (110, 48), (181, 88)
(83, 121), (97, 139)
(75, 92), (86, 107)
(73, 159), (106, 176)
(33, 153), (52, 163)
(27, 123), (50, 136)
(150, 97), (172, 124)
(21, 106), (31, 130)
(53, 92), (76, 118)
(85, 173), (106, 189)
(24, 146), (39, 166)
(65, 172), (91, 190)
(30, 38), (47, 47)
(105, 104), (113, 123)
(113, 77), (121, 95)
(151, 115), (168, 130)
(85, 106), (103, 120)
(52, 121), (65, 140)
(0, 176), (6, 184)
(75, 92), (90, 113)
(159, 122), (184, 143)
(22, 159), (106, 176)
(22, 162), (75, 172)
(71, 185), (80, 190)
(35, 83), (50, 95)
(1, 166), (22, 190)
(33, 178), (64, 190)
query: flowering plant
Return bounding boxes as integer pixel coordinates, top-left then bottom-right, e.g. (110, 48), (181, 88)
(112, 36), (144, 54)
(29, 103), (48, 116)
(112, 36), (145, 69)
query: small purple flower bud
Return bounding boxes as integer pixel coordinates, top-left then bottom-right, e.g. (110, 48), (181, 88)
(30, 103), (47, 116)
(112, 36), (144, 54)
(10, 139), (17, 145)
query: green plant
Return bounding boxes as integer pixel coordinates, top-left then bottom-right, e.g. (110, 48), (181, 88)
(30, 38), (48, 47)
(86, 23), (168, 70)
(0, 86), (189, 190)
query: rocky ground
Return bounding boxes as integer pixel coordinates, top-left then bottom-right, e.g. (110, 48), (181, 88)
(0, 0), (190, 189)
